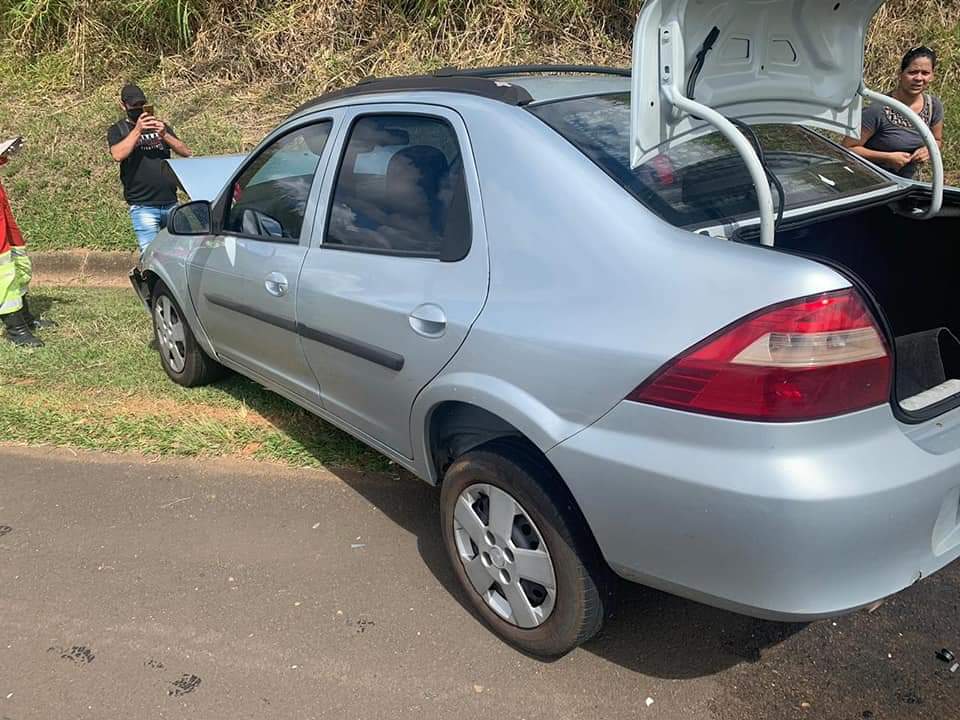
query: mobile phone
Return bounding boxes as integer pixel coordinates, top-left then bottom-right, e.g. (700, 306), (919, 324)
(0, 136), (24, 159)
(142, 104), (155, 116)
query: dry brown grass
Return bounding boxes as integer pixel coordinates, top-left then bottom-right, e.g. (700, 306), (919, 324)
(3, 1), (954, 86)
(167, 0), (637, 93)
(6, 1), (953, 89)
(866, 0), (960, 82)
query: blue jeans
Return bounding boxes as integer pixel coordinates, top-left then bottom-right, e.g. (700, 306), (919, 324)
(129, 203), (176, 252)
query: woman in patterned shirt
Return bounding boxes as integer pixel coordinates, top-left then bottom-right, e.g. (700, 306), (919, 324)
(844, 46), (944, 179)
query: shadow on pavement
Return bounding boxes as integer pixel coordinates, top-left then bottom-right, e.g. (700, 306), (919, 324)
(324, 465), (806, 679)
(216, 380), (806, 679)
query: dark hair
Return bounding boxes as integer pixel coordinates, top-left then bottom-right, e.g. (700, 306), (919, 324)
(901, 46), (937, 72)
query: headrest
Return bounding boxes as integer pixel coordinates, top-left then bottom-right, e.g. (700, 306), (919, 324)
(385, 145), (449, 193)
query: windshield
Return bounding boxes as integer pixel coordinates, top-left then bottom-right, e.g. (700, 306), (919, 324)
(531, 93), (892, 228)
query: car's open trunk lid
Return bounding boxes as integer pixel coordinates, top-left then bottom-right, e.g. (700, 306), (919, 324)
(631, 0), (885, 165)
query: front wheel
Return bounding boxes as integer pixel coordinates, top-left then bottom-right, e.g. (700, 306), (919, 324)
(440, 442), (613, 658)
(151, 284), (224, 387)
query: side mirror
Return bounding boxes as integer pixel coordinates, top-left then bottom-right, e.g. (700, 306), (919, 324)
(169, 200), (212, 235)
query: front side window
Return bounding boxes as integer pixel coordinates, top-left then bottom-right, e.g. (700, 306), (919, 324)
(531, 94), (892, 228)
(225, 121), (332, 240)
(325, 114), (470, 258)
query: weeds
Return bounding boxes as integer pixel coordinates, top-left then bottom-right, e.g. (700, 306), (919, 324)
(1, 0), (201, 53)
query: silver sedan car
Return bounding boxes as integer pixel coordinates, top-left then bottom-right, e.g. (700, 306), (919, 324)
(132, 46), (960, 656)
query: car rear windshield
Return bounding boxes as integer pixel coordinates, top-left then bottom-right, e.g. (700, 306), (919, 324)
(530, 93), (891, 228)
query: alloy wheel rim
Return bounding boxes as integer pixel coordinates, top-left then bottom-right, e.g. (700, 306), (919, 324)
(452, 483), (557, 629)
(154, 296), (187, 373)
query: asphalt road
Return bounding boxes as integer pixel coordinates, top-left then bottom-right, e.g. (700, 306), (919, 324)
(2, 445), (960, 719)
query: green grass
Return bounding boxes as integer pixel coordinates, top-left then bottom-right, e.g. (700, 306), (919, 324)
(0, 286), (391, 470)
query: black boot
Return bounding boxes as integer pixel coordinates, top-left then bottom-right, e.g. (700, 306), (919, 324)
(2, 309), (44, 347)
(21, 295), (56, 330)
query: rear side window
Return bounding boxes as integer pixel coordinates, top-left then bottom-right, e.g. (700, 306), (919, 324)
(325, 114), (470, 259)
(531, 93), (891, 228)
(225, 121), (332, 241)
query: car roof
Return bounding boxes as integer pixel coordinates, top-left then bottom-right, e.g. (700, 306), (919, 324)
(289, 66), (631, 117)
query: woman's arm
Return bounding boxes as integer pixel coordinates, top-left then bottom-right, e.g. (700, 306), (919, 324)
(907, 120), (943, 164)
(843, 127), (914, 171)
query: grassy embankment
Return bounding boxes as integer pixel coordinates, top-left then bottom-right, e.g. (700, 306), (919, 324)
(0, 0), (957, 253)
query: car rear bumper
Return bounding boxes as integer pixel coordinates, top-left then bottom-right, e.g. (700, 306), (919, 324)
(547, 401), (960, 620)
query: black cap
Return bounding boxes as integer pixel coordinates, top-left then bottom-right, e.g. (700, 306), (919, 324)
(120, 83), (147, 107)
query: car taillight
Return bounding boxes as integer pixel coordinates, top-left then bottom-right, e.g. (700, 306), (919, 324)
(627, 289), (891, 421)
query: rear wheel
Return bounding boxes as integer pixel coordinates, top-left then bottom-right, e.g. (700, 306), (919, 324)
(440, 442), (613, 658)
(151, 284), (224, 387)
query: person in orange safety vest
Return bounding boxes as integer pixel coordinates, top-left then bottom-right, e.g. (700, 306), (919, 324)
(0, 152), (54, 347)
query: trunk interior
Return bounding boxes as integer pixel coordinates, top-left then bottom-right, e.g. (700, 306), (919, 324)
(761, 193), (960, 419)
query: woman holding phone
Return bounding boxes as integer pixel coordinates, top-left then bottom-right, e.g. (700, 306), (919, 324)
(843, 46), (944, 179)
(106, 83), (192, 252)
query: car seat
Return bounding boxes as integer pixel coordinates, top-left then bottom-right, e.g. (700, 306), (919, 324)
(384, 145), (450, 238)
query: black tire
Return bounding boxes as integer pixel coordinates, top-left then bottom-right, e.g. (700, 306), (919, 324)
(151, 283), (224, 387)
(440, 441), (614, 658)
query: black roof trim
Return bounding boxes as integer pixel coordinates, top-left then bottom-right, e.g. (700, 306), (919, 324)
(289, 74), (535, 117)
(435, 64), (631, 78)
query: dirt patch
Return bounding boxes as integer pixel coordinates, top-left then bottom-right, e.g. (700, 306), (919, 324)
(14, 388), (282, 429)
(240, 441), (264, 457)
(67, 394), (280, 428)
(33, 271), (131, 288)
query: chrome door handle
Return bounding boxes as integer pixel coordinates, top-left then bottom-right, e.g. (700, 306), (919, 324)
(409, 304), (446, 338)
(264, 272), (288, 297)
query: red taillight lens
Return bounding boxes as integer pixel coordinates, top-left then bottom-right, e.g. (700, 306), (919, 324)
(627, 289), (891, 421)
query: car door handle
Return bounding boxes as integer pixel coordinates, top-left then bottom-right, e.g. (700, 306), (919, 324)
(264, 272), (288, 297)
(409, 304), (446, 338)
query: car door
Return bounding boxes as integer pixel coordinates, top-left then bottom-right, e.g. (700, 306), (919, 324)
(297, 105), (488, 458)
(187, 114), (339, 400)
